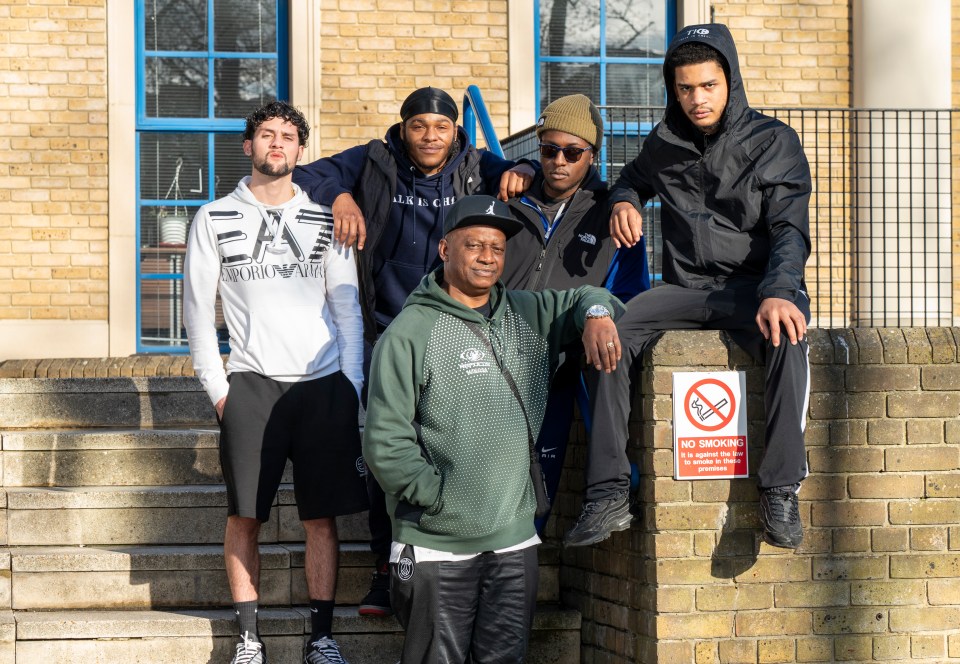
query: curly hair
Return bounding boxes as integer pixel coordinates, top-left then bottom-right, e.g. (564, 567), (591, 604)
(665, 42), (729, 83)
(243, 100), (309, 146)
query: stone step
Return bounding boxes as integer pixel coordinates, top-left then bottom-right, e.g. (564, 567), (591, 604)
(13, 605), (580, 663)
(0, 377), (214, 429)
(0, 427), (228, 487)
(0, 377), (367, 431)
(4, 485), (371, 546)
(6, 543), (560, 610)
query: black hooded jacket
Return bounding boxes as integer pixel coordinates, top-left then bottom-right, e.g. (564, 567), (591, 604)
(608, 23), (811, 302)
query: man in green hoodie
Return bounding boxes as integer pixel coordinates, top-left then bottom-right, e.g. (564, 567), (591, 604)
(362, 194), (624, 663)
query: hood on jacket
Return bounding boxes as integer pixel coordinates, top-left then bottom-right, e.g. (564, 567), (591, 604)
(383, 123), (469, 180)
(403, 267), (507, 324)
(229, 176), (310, 255)
(662, 23), (748, 138)
(229, 176), (309, 210)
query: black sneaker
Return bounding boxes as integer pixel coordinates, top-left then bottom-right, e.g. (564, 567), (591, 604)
(358, 561), (392, 616)
(563, 491), (633, 547)
(303, 635), (348, 664)
(759, 484), (803, 549)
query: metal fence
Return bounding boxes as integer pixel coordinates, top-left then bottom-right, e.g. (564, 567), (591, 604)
(503, 107), (956, 328)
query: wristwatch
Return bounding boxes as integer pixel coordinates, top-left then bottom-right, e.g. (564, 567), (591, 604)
(585, 304), (611, 320)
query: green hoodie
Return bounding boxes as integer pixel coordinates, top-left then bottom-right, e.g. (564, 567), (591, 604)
(362, 268), (624, 554)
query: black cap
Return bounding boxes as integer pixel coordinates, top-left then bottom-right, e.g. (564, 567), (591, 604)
(443, 195), (523, 239)
(400, 87), (459, 122)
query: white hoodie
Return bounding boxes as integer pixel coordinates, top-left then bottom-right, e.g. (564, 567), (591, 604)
(184, 177), (363, 406)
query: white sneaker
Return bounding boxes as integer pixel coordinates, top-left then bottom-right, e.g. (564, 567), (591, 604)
(231, 631), (266, 664)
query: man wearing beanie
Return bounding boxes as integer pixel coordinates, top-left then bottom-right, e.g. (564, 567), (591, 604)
(566, 24), (812, 550)
(292, 87), (537, 617)
(363, 194), (623, 662)
(500, 94), (650, 531)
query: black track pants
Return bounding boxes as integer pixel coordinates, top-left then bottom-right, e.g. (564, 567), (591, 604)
(391, 545), (539, 664)
(586, 284), (811, 499)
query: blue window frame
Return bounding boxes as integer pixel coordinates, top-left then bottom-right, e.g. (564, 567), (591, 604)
(135, 0), (288, 352)
(535, 0), (676, 113)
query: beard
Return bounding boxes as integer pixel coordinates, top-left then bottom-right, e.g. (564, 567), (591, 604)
(252, 155), (293, 178)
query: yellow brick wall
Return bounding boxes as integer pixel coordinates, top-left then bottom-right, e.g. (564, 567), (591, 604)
(558, 329), (960, 663)
(0, 0), (109, 324)
(713, 0), (851, 108)
(316, 0), (509, 156)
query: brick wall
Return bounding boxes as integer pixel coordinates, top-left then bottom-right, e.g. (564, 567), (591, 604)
(316, 0), (509, 156)
(713, 0), (850, 108)
(0, 0), (109, 324)
(555, 329), (960, 663)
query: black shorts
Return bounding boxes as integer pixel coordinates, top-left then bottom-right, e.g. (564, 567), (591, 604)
(218, 371), (368, 521)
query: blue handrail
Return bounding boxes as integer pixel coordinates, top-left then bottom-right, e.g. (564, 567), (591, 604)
(462, 85), (505, 158)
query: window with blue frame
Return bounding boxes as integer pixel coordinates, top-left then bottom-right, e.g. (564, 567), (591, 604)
(536, 0), (675, 112)
(136, 0), (287, 352)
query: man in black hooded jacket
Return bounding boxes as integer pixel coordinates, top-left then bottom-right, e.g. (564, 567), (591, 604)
(564, 24), (812, 550)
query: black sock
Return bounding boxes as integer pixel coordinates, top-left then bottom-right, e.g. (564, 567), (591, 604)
(309, 599), (335, 641)
(234, 600), (259, 641)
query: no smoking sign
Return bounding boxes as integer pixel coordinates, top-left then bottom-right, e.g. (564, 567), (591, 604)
(673, 371), (749, 480)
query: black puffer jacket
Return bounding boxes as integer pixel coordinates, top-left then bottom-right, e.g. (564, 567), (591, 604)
(609, 23), (811, 302)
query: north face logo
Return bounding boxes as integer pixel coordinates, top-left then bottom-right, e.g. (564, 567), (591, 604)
(578, 233), (597, 246)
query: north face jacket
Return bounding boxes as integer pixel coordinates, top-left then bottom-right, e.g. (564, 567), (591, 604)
(608, 23), (811, 302)
(502, 169), (650, 302)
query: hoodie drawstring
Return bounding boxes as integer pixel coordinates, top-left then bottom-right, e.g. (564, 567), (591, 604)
(408, 165), (418, 247)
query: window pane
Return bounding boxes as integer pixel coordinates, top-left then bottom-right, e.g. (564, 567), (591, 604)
(606, 0), (668, 57)
(540, 0), (601, 57)
(214, 58), (277, 118)
(540, 62), (600, 110)
(214, 133), (253, 199)
(144, 0), (207, 52)
(140, 132), (209, 202)
(607, 63), (665, 106)
(145, 57), (209, 118)
(214, 0), (277, 53)
(140, 205), (199, 250)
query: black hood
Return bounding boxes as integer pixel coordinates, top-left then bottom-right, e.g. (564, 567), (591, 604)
(662, 23), (748, 137)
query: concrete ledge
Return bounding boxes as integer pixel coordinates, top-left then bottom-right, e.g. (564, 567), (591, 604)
(1, 428), (219, 451)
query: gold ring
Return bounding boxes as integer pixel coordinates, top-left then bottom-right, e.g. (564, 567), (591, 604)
(606, 341), (615, 349)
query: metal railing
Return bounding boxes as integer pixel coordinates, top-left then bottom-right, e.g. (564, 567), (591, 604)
(503, 107), (957, 328)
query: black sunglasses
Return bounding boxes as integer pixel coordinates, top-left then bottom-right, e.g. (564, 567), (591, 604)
(537, 142), (593, 163)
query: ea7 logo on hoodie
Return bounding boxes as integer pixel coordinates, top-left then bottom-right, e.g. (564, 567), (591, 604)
(214, 207), (333, 282)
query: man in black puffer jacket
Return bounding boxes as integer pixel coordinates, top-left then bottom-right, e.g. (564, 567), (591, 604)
(565, 24), (812, 550)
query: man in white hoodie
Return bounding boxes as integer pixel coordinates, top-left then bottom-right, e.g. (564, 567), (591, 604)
(184, 101), (367, 664)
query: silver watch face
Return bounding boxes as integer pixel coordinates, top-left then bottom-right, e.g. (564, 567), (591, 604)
(586, 304), (610, 318)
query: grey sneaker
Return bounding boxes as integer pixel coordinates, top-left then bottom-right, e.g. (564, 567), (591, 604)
(304, 636), (348, 664)
(231, 631), (266, 664)
(760, 483), (803, 549)
(563, 491), (633, 547)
